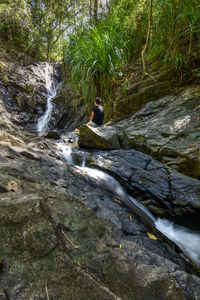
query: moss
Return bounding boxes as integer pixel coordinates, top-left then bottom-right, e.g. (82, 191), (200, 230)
(86, 153), (93, 165)
(21, 85), (34, 95)
(0, 63), (3, 73)
(16, 94), (22, 109)
(1, 74), (8, 86)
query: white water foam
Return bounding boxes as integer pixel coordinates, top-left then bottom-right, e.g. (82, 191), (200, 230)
(37, 63), (58, 135)
(155, 218), (200, 265)
(57, 143), (75, 165)
(79, 166), (128, 198)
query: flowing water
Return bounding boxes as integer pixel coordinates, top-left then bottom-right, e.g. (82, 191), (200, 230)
(155, 218), (200, 265)
(40, 67), (200, 266)
(57, 143), (75, 165)
(37, 63), (59, 135)
(59, 145), (200, 265)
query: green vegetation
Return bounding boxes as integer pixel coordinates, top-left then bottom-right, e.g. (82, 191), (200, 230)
(0, 0), (199, 102)
(64, 0), (200, 104)
(0, 1), (37, 55)
(65, 14), (131, 101)
(0, 0), (87, 60)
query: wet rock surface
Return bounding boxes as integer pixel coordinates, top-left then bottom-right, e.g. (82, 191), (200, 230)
(0, 124), (200, 299)
(79, 87), (200, 180)
(0, 57), (61, 131)
(87, 149), (200, 228)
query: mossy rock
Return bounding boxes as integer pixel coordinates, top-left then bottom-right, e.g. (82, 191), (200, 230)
(21, 85), (34, 95)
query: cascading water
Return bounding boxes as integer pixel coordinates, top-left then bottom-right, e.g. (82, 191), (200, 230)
(37, 63), (59, 135)
(155, 218), (200, 265)
(57, 145), (200, 265)
(57, 143), (75, 165)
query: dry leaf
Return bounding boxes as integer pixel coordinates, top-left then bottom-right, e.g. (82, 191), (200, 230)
(119, 211), (123, 215)
(139, 181), (142, 184)
(126, 213), (133, 221)
(114, 198), (121, 204)
(147, 232), (157, 240)
(7, 181), (18, 192)
(120, 244), (122, 248)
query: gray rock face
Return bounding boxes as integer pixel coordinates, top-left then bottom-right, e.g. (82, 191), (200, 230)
(87, 149), (200, 227)
(0, 57), (61, 131)
(113, 70), (174, 118)
(0, 123), (199, 299)
(1, 54), (200, 299)
(78, 124), (129, 150)
(79, 87), (200, 180)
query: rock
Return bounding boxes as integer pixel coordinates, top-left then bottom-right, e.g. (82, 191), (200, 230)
(113, 70), (174, 117)
(79, 87), (200, 179)
(78, 124), (129, 150)
(124, 88), (200, 179)
(1, 52), (200, 299)
(88, 149), (200, 227)
(44, 130), (61, 139)
(0, 132), (200, 299)
(0, 57), (61, 131)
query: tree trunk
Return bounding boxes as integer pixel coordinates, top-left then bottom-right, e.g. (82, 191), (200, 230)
(141, 0), (156, 82)
(94, 0), (98, 23)
(89, 0), (92, 21)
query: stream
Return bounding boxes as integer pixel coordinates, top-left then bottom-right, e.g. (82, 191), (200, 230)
(37, 64), (200, 267)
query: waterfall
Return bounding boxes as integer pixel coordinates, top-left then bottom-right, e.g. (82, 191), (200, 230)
(37, 63), (58, 135)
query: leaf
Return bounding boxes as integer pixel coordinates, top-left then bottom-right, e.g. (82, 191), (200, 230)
(120, 244), (122, 248)
(114, 198), (121, 204)
(126, 213), (133, 221)
(7, 181), (18, 192)
(147, 232), (157, 240)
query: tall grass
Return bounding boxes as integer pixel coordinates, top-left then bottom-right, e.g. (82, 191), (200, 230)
(148, 0), (200, 71)
(65, 13), (131, 103)
(64, 0), (200, 107)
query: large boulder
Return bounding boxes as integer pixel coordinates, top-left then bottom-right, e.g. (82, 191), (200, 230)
(78, 124), (129, 150)
(79, 87), (200, 179)
(125, 88), (200, 179)
(87, 149), (200, 226)
(0, 131), (200, 299)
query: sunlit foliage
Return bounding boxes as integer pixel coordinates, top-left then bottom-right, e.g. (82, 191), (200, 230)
(65, 13), (131, 101)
